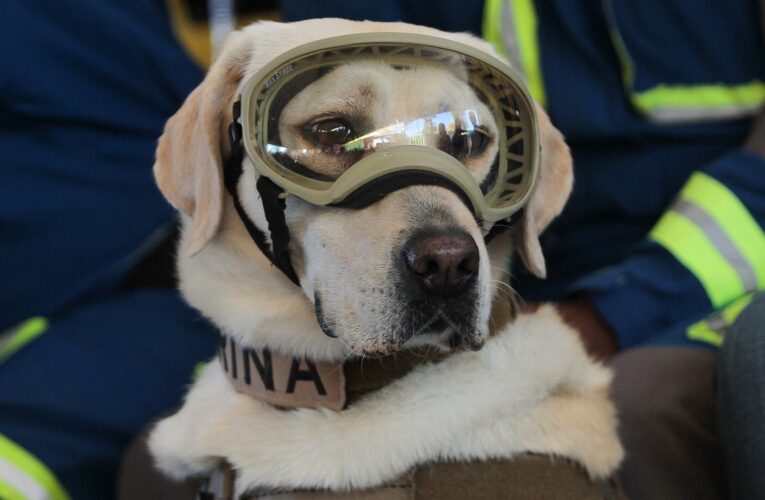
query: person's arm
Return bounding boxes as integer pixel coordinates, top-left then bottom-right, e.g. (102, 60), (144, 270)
(564, 0), (765, 357)
(567, 108), (765, 355)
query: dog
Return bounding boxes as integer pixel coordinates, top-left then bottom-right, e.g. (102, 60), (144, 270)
(147, 18), (623, 497)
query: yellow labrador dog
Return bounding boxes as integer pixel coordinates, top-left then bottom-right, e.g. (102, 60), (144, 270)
(148, 18), (623, 497)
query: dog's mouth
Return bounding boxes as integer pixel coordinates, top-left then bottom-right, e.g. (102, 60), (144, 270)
(314, 292), (483, 357)
(399, 302), (484, 351)
(313, 294), (337, 339)
(401, 312), (485, 352)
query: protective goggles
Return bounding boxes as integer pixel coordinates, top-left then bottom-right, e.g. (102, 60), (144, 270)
(238, 32), (540, 224)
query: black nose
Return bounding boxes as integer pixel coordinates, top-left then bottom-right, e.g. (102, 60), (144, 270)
(403, 229), (479, 295)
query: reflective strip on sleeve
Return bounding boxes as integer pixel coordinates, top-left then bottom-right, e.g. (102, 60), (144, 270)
(483, 0), (509, 57)
(633, 81), (765, 123)
(687, 292), (755, 346)
(651, 211), (745, 307)
(672, 199), (758, 292)
(0, 435), (70, 500)
(650, 172), (765, 308)
(0, 317), (48, 364)
(602, 0), (765, 123)
(680, 173), (765, 289)
(0, 476), (27, 500)
(482, 0), (546, 106)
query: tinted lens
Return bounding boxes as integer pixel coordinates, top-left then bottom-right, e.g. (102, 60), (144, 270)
(245, 40), (537, 213)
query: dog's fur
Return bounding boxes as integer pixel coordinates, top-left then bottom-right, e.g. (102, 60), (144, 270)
(148, 19), (622, 495)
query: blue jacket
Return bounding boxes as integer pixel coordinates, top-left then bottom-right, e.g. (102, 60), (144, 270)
(0, 0), (203, 330)
(284, 0), (765, 348)
(2, 0), (763, 351)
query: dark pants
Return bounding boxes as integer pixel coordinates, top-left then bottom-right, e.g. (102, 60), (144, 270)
(611, 347), (723, 500)
(718, 293), (765, 500)
(0, 289), (217, 499)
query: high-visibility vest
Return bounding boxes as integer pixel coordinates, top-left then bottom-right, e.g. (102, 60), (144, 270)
(483, 0), (765, 345)
(483, 0), (765, 123)
(0, 434), (69, 500)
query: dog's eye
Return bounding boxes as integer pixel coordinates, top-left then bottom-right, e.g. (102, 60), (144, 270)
(312, 119), (353, 147)
(451, 126), (491, 159)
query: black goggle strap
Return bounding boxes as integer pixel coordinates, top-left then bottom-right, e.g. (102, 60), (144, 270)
(482, 217), (512, 244)
(224, 100), (300, 286)
(332, 169), (513, 245)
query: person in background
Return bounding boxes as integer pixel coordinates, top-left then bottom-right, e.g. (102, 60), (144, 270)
(0, 1), (275, 498)
(279, 1), (765, 499)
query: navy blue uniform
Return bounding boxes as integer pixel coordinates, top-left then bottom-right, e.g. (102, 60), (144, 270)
(284, 0), (765, 348)
(0, 1), (213, 498)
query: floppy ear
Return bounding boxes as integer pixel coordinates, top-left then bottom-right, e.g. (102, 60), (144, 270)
(516, 104), (573, 278)
(154, 32), (252, 255)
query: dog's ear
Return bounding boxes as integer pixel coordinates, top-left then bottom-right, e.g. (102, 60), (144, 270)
(516, 104), (573, 278)
(154, 32), (251, 255)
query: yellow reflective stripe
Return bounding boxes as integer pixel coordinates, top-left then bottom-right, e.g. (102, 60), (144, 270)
(601, 0), (765, 120)
(0, 435), (70, 500)
(601, 0), (634, 94)
(722, 293), (755, 325)
(650, 211), (744, 308)
(509, 0), (546, 106)
(687, 321), (724, 346)
(633, 81), (765, 112)
(0, 477), (25, 500)
(0, 317), (48, 364)
(481, 0), (546, 105)
(192, 361), (208, 382)
(482, 0), (508, 57)
(687, 293), (755, 346)
(681, 173), (765, 289)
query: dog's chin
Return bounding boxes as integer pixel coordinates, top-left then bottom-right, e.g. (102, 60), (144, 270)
(314, 291), (486, 357)
(351, 326), (486, 358)
(401, 329), (453, 351)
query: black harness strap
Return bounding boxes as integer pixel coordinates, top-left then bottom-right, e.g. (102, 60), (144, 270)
(255, 175), (300, 284)
(224, 101), (300, 286)
(483, 212), (515, 244)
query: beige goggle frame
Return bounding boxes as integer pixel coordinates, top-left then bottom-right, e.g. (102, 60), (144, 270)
(239, 32), (540, 223)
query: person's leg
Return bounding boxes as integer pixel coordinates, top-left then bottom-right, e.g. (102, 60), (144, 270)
(610, 346), (723, 500)
(717, 292), (765, 500)
(0, 289), (216, 499)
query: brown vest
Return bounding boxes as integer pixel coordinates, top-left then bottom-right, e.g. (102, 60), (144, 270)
(198, 455), (626, 500)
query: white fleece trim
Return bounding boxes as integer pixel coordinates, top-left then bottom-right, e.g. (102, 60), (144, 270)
(148, 306), (623, 494)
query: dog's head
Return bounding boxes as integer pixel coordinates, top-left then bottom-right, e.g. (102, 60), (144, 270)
(154, 19), (572, 359)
